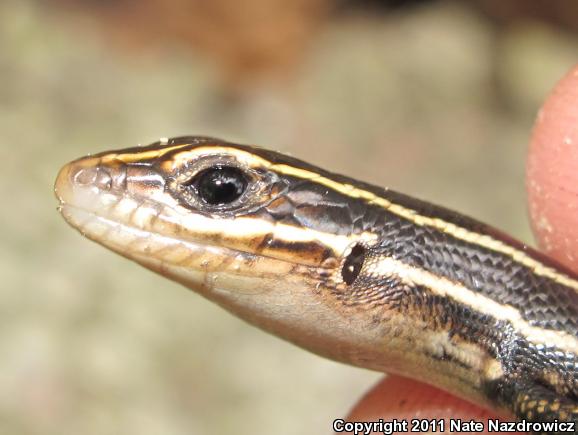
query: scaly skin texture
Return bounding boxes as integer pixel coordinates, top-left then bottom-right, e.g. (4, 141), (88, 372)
(55, 135), (578, 434)
(348, 64), (578, 435)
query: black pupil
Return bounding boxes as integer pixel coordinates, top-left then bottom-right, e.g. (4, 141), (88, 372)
(193, 166), (248, 206)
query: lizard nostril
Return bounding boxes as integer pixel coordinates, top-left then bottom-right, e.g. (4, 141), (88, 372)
(73, 167), (112, 191)
(73, 167), (96, 185)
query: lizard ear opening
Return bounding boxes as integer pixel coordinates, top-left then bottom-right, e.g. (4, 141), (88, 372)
(341, 244), (365, 285)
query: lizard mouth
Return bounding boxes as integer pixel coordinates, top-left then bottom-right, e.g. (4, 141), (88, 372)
(58, 202), (307, 298)
(54, 160), (319, 298)
(54, 156), (349, 270)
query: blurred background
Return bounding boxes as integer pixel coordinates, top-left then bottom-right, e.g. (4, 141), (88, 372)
(2, 0), (577, 434)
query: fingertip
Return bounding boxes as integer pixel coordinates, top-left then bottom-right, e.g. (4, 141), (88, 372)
(347, 375), (488, 420)
(527, 64), (578, 272)
(343, 376), (525, 435)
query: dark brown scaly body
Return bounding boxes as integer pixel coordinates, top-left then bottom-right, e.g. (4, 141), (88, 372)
(55, 137), (578, 434)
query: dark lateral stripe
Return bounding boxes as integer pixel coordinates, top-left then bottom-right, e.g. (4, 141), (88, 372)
(363, 254), (578, 354)
(370, 205), (578, 337)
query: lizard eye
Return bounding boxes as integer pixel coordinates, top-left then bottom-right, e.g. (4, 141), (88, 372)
(187, 165), (249, 206)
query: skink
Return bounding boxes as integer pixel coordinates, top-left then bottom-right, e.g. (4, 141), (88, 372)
(54, 136), (578, 434)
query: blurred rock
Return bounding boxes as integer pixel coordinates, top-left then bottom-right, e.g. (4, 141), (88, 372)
(47, 0), (578, 98)
(49, 0), (332, 92)
(476, 0), (578, 33)
(496, 22), (578, 116)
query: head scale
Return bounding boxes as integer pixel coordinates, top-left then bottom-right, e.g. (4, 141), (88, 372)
(54, 138), (380, 356)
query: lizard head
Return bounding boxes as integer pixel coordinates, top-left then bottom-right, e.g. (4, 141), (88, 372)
(55, 136), (383, 365)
